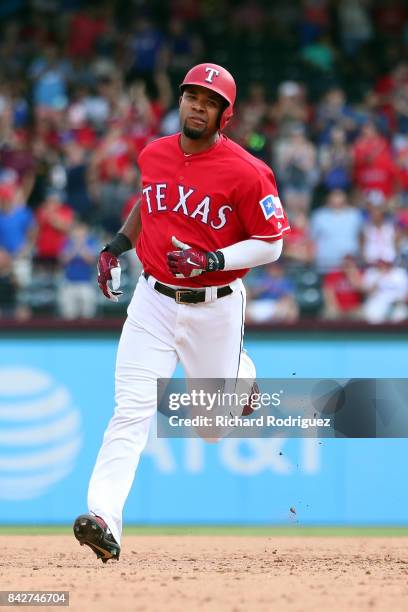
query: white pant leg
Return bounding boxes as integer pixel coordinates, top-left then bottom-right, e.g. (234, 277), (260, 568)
(177, 279), (247, 379)
(88, 277), (179, 544)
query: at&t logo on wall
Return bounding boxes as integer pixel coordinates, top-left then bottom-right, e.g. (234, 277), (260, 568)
(0, 367), (82, 500)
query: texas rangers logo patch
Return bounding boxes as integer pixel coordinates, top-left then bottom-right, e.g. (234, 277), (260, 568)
(259, 194), (284, 220)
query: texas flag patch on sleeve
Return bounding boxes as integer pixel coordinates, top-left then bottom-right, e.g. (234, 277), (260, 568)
(259, 194), (284, 220)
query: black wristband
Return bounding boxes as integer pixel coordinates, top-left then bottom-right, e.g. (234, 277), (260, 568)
(206, 250), (225, 272)
(102, 233), (132, 257)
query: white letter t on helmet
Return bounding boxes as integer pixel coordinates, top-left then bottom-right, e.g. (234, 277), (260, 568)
(205, 67), (220, 83)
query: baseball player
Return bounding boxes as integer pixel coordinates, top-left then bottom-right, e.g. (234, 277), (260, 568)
(73, 63), (290, 562)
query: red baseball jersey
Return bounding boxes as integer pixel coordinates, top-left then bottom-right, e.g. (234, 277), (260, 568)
(136, 133), (290, 287)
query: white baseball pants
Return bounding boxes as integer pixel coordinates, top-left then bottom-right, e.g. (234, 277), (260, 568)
(87, 274), (249, 545)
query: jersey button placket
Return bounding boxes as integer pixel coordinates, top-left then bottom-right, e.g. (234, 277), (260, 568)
(179, 158), (190, 180)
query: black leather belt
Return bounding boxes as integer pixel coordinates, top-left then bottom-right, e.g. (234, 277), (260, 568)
(143, 272), (233, 304)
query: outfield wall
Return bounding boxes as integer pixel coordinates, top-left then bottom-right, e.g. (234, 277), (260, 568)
(0, 329), (407, 525)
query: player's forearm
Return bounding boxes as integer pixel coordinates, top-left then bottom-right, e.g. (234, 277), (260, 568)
(119, 198), (142, 246)
(220, 238), (283, 270)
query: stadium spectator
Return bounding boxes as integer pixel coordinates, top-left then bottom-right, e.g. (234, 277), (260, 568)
(300, 33), (336, 74)
(311, 189), (362, 272)
(0, 21), (24, 77)
(282, 211), (315, 268)
(90, 133), (140, 235)
(360, 257), (408, 323)
(63, 141), (94, 222)
(322, 255), (363, 320)
(392, 133), (408, 201)
(300, 0), (330, 43)
(394, 80), (408, 135)
(35, 190), (74, 269)
(396, 209), (408, 266)
(360, 194), (397, 265)
(88, 119), (138, 233)
(352, 121), (398, 199)
(170, 0), (202, 22)
(0, 129), (35, 200)
(337, 0), (373, 57)
(27, 138), (56, 211)
(246, 262), (299, 324)
(232, 82), (270, 161)
(125, 79), (168, 155)
(0, 182), (36, 288)
(373, 61), (408, 132)
(165, 18), (204, 86)
(0, 183), (36, 256)
(66, 6), (108, 59)
(374, 0), (407, 39)
(58, 222), (99, 320)
(274, 123), (317, 213)
(65, 88), (98, 149)
(70, 81), (110, 133)
(159, 104), (180, 136)
(0, 247), (17, 319)
(29, 44), (72, 114)
(126, 16), (167, 86)
(238, 82), (268, 129)
(268, 81), (310, 136)
(318, 126), (352, 191)
(315, 87), (357, 144)
(233, 0), (267, 33)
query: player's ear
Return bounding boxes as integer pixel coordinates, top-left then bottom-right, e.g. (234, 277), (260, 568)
(179, 95), (183, 107)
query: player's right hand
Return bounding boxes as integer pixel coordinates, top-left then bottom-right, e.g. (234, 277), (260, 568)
(97, 251), (123, 302)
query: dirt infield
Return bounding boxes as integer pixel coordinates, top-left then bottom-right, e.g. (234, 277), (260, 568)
(1, 535), (408, 611)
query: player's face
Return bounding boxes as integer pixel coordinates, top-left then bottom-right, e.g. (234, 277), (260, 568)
(179, 86), (225, 140)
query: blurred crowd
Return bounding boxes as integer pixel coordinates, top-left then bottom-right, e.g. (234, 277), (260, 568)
(2, 0), (408, 324)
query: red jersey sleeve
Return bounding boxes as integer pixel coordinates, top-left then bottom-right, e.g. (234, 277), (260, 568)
(235, 163), (291, 241)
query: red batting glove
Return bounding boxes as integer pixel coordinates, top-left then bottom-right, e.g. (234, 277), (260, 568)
(167, 236), (225, 278)
(167, 236), (207, 278)
(97, 251), (123, 301)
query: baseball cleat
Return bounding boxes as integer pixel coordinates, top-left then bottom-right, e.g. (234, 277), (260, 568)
(73, 514), (120, 563)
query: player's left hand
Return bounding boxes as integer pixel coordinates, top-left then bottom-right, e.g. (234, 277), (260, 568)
(167, 236), (224, 278)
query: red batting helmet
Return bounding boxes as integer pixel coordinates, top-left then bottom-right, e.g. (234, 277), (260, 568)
(180, 63), (236, 130)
